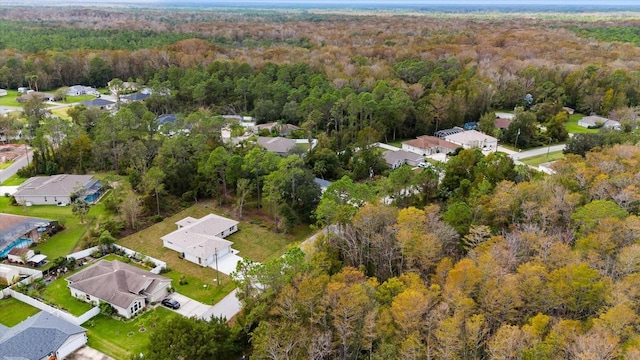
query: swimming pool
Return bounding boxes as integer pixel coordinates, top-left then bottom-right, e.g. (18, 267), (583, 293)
(0, 238), (33, 258)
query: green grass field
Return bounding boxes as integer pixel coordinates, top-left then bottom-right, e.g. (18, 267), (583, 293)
(0, 90), (22, 107)
(566, 113), (599, 134)
(50, 106), (72, 119)
(86, 308), (175, 359)
(40, 275), (95, 316)
(63, 94), (95, 104)
(520, 151), (565, 167)
(1, 174), (28, 186)
(0, 297), (40, 327)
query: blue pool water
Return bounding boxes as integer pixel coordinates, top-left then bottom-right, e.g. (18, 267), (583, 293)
(0, 238), (33, 258)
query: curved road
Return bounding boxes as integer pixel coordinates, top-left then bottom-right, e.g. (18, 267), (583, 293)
(0, 147), (32, 183)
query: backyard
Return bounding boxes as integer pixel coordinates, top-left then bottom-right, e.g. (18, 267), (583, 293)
(565, 113), (599, 134)
(86, 307), (176, 359)
(0, 297), (39, 327)
(117, 202), (312, 303)
(40, 275), (95, 316)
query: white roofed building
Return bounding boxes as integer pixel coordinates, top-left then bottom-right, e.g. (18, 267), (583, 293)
(162, 214), (239, 268)
(443, 130), (498, 152)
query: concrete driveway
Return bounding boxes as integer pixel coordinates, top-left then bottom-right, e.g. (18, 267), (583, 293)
(67, 346), (114, 360)
(201, 289), (242, 321)
(164, 292), (213, 319)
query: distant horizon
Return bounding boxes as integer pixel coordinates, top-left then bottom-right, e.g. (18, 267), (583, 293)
(1, 0), (640, 11)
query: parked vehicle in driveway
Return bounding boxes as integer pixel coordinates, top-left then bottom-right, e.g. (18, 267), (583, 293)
(161, 298), (180, 309)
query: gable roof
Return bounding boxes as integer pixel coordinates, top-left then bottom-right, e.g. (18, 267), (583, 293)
(66, 260), (170, 309)
(383, 149), (423, 165)
(14, 174), (95, 198)
(7, 247), (31, 257)
(0, 311), (86, 360)
(444, 130), (498, 145)
(162, 214), (237, 259)
(257, 136), (297, 154)
(579, 115), (620, 129)
(402, 135), (459, 150)
(494, 117), (513, 129)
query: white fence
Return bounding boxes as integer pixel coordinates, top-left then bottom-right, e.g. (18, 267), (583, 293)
(5, 288), (99, 325)
(67, 245), (166, 274)
(0, 266), (42, 299)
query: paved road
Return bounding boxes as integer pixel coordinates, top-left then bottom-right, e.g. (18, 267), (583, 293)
(509, 144), (566, 161)
(0, 148), (32, 183)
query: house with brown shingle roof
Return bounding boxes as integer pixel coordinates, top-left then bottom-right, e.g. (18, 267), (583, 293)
(66, 260), (171, 319)
(402, 135), (459, 156)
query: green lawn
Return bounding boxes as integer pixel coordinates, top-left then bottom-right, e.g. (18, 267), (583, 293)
(566, 113), (599, 134)
(87, 308), (175, 359)
(40, 275), (94, 316)
(50, 106), (72, 120)
(387, 139), (408, 148)
(118, 202), (312, 302)
(0, 90), (22, 107)
(0, 297), (40, 327)
(1, 174), (28, 186)
(63, 94), (95, 103)
(520, 151), (565, 167)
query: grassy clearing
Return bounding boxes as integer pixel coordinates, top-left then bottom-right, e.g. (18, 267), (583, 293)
(0, 90), (22, 107)
(118, 202), (312, 302)
(1, 174), (28, 185)
(566, 113), (599, 134)
(40, 275), (95, 316)
(386, 139), (407, 148)
(50, 106), (72, 120)
(0, 161), (13, 169)
(86, 308), (175, 359)
(0, 297), (40, 326)
(63, 94), (95, 103)
(521, 151), (565, 167)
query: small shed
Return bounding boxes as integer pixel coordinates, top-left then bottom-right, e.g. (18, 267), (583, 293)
(7, 247), (34, 264)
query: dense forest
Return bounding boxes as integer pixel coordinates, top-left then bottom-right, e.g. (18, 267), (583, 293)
(5, 6), (640, 359)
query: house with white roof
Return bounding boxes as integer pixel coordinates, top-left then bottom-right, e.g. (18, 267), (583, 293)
(66, 85), (98, 97)
(0, 311), (87, 359)
(162, 214), (239, 267)
(578, 115), (621, 130)
(66, 260), (171, 319)
(443, 130), (498, 152)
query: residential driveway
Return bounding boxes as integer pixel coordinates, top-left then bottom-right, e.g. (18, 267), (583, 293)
(200, 289), (242, 321)
(165, 292), (212, 319)
(67, 345), (114, 360)
(210, 250), (243, 275)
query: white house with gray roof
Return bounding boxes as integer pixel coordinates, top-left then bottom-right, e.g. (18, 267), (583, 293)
(162, 214), (239, 267)
(0, 311), (87, 360)
(578, 115), (621, 130)
(13, 174), (103, 206)
(66, 260), (171, 319)
(257, 136), (298, 156)
(443, 130), (498, 152)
